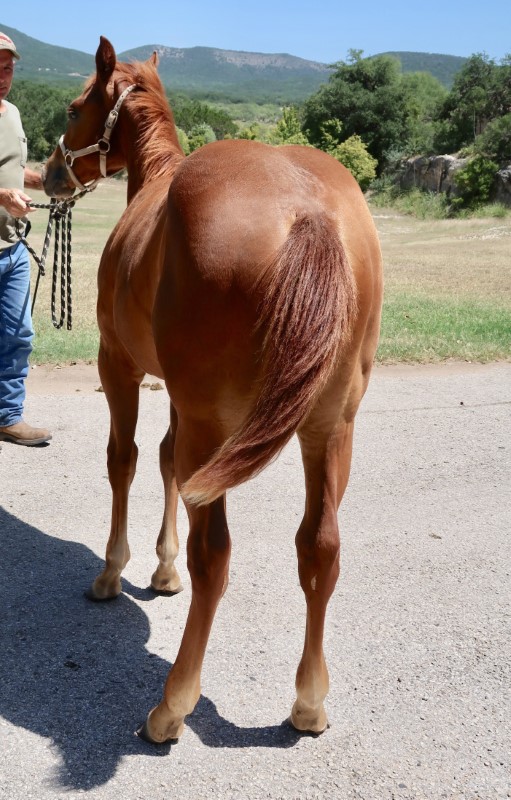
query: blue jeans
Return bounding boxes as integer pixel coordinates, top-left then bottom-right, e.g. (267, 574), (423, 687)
(0, 241), (34, 427)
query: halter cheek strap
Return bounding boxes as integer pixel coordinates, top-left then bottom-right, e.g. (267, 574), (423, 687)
(59, 83), (137, 192)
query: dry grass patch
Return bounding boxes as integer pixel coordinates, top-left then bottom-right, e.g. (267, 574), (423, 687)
(373, 209), (511, 303)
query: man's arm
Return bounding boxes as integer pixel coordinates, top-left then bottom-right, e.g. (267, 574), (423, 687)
(24, 167), (43, 191)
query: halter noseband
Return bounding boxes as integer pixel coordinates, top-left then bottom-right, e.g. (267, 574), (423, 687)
(59, 83), (137, 193)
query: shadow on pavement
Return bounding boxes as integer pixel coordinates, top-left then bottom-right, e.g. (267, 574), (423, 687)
(0, 507), (300, 790)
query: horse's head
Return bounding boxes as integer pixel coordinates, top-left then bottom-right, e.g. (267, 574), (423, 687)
(43, 37), (157, 198)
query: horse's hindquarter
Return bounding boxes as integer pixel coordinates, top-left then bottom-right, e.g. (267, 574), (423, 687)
(155, 140), (382, 429)
(97, 179), (171, 377)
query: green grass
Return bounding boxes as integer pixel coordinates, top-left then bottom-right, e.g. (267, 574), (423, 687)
(32, 321), (99, 364)
(377, 293), (511, 363)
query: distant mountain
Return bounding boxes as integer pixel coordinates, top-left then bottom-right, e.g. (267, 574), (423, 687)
(0, 23), (94, 82)
(118, 44), (332, 101)
(1, 22), (468, 101)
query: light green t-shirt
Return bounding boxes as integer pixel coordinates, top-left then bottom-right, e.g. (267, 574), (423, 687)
(0, 99), (27, 251)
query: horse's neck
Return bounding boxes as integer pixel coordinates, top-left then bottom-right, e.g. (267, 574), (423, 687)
(125, 148), (183, 203)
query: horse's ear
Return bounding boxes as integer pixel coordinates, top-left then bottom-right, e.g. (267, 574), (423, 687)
(96, 36), (116, 84)
(149, 50), (159, 68)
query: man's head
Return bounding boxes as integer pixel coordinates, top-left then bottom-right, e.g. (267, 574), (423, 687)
(0, 32), (20, 60)
(0, 33), (19, 105)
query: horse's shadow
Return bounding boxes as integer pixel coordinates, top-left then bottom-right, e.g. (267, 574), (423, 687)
(0, 507), (301, 791)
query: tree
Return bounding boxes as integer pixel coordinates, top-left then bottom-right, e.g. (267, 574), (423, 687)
(434, 54), (511, 153)
(401, 72), (447, 155)
(302, 52), (412, 172)
(475, 113), (511, 164)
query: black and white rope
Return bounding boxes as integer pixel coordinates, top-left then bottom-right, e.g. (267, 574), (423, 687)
(15, 189), (89, 330)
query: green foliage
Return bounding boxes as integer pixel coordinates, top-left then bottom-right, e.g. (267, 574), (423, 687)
(168, 92), (238, 139)
(475, 113), (511, 163)
(271, 107), (310, 145)
(400, 72), (447, 155)
(433, 54), (511, 153)
(327, 134), (377, 190)
(187, 123), (217, 152)
(451, 156), (500, 209)
(302, 52), (413, 172)
(175, 127), (191, 155)
(237, 123), (272, 142)
(369, 186), (451, 219)
(375, 52), (467, 89)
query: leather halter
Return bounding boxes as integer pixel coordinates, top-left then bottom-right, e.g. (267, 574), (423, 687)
(59, 83), (137, 192)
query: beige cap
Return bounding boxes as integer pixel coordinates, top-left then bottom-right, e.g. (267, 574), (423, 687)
(0, 32), (21, 60)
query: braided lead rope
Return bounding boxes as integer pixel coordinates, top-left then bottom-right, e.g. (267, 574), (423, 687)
(49, 204), (72, 330)
(15, 188), (89, 330)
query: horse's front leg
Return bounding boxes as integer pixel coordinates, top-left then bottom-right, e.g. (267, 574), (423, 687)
(87, 347), (144, 600)
(151, 403), (183, 594)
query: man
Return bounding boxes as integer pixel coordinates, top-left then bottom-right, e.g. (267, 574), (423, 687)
(0, 32), (51, 446)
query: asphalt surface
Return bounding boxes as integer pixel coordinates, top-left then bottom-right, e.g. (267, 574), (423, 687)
(0, 362), (510, 800)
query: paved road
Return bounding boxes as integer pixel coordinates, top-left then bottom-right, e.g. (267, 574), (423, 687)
(1, 362), (510, 800)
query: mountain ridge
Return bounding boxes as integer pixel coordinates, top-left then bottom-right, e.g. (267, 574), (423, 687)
(0, 22), (468, 100)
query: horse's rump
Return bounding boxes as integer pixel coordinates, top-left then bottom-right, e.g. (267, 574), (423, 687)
(181, 211), (357, 505)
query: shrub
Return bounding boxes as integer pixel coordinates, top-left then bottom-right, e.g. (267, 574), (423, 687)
(475, 113), (511, 164)
(328, 134), (378, 190)
(187, 123), (217, 152)
(271, 106), (310, 146)
(176, 127), (190, 155)
(452, 156), (500, 208)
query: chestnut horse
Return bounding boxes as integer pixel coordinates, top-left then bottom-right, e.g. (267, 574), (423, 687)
(43, 38), (383, 743)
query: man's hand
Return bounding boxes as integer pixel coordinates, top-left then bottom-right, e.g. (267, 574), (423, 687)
(0, 187), (35, 218)
(24, 167), (44, 191)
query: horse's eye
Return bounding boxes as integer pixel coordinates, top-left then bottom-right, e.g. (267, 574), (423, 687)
(67, 107), (78, 120)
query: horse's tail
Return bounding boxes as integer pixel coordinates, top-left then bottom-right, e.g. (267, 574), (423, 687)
(181, 213), (357, 506)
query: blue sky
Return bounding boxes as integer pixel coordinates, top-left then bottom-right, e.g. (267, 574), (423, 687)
(1, 1), (508, 64)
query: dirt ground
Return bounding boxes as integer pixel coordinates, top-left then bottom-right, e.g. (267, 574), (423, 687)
(2, 359), (510, 800)
(25, 358), (508, 395)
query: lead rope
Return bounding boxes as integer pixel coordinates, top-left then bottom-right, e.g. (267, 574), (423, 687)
(15, 189), (89, 330)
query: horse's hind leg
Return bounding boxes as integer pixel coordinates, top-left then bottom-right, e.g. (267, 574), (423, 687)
(141, 420), (231, 742)
(151, 403), (183, 594)
(87, 348), (143, 600)
(291, 417), (355, 733)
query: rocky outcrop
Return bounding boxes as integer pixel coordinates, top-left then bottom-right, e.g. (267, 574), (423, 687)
(399, 155), (511, 206)
(399, 155), (468, 197)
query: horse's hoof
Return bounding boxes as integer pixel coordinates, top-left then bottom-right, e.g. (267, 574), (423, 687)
(139, 705), (185, 743)
(150, 567), (183, 595)
(289, 703), (330, 735)
(84, 586), (120, 602)
(150, 582), (184, 596)
(135, 721), (178, 745)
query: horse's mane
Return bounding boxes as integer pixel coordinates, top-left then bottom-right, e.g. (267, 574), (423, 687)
(113, 59), (184, 180)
